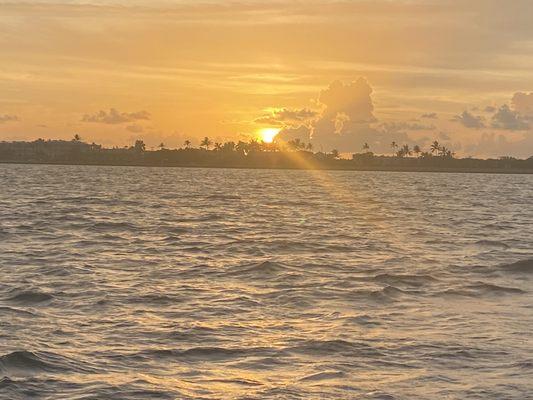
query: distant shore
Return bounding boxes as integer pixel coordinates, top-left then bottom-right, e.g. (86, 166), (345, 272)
(1, 138), (532, 175)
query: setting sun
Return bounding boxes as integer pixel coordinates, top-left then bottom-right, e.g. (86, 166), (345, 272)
(258, 128), (280, 143)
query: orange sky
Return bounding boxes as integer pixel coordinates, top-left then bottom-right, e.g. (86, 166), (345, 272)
(1, 1), (533, 157)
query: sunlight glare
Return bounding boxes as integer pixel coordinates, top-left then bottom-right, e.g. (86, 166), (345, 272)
(258, 128), (280, 143)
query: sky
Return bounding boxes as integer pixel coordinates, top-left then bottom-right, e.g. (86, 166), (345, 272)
(1, 0), (533, 157)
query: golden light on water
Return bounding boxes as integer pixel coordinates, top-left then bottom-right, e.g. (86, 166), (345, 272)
(258, 128), (280, 143)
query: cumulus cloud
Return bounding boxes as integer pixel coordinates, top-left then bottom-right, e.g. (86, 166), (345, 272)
(452, 110), (485, 129)
(511, 92), (533, 117)
(311, 78), (379, 152)
(421, 112), (438, 119)
(82, 108), (150, 124)
(0, 114), (19, 124)
(254, 108), (317, 127)
(491, 104), (529, 130)
(318, 78), (376, 123)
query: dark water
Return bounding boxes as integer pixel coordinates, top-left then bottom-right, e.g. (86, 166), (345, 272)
(0, 164), (532, 399)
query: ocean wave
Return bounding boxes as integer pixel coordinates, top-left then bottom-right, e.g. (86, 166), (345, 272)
(500, 258), (533, 274)
(474, 240), (510, 249)
(226, 260), (294, 279)
(299, 370), (347, 382)
(288, 339), (382, 357)
(135, 346), (274, 362)
(0, 350), (94, 376)
(344, 314), (382, 327)
(439, 282), (525, 297)
(5, 290), (54, 305)
(88, 221), (139, 232)
(0, 306), (36, 317)
(0, 351), (54, 374)
(372, 273), (438, 287)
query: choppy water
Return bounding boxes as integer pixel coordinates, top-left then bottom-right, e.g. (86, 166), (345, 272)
(0, 164), (532, 399)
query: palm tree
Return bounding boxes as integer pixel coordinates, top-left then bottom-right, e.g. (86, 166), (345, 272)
(158, 142), (165, 150)
(214, 142), (222, 151)
(184, 140), (191, 149)
(134, 140), (145, 152)
(288, 138), (304, 150)
(440, 146), (454, 158)
(235, 141), (249, 154)
(306, 142), (313, 151)
(222, 141), (236, 152)
(430, 141), (440, 155)
(248, 139), (261, 153)
(200, 136), (212, 150)
(363, 142), (370, 152)
(402, 144), (411, 157)
(73, 134), (81, 142)
(330, 149), (340, 159)
(413, 144), (421, 157)
(391, 141), (398, 156)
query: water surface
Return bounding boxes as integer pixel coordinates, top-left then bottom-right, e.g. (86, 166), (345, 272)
(0, 165), (532, 399)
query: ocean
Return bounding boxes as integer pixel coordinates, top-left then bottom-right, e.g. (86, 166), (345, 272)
(0, 164), (532, 399)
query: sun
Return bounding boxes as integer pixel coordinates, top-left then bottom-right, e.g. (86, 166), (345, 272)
(258, 128), (280, 143)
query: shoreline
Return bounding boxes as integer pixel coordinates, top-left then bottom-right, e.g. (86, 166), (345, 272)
(2, 160), (532, 175)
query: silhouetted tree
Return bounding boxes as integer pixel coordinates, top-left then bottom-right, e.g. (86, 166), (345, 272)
(214, 142), (222, 151)
(330, 149), (340, 159)
(158, 143), (165, 150)
(134, 140), (146, 152)
(222, 141), (236, 152)
(287, 138), (305, 151)
(440, 146), (454, 159)
(413, 144), (421, 157)
(363, 142), (370, 151)
(235, 141), (249, 154)
(306, 142), (313, 151)
(248, 139), (262, 153)
(200, 137), (212, 150)
(184, 140), (191, 149)
(391, 141), (398, 155)
(430, 141), (440, 155)
(73, 134), (81, 142)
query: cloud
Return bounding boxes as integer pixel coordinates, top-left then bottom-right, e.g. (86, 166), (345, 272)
(452, 110), (485, 129)
(126, 124), (144, 133)
(380, 121), (436, 132)
(421, 112), (438, 119)
(310, 78), (381, 152)
(0, 114), (19, 124)
(491, 104), (530, 130)
(318, 78), (376, 123)
(255, 108), (317, 127)
(511, 92), (533, 117)
(82, 108), (150, 124)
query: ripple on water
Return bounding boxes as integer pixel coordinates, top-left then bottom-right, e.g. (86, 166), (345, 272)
(0, 166), (531, 399)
